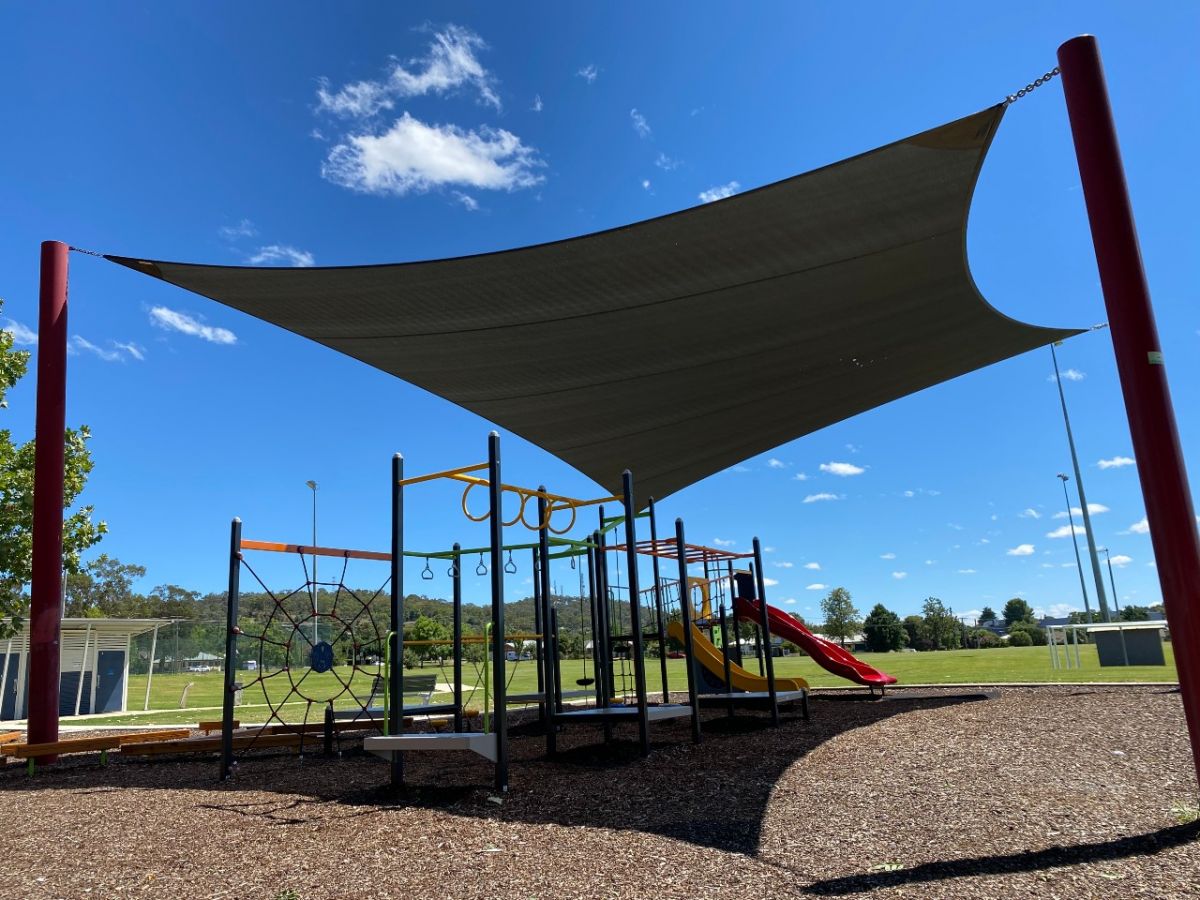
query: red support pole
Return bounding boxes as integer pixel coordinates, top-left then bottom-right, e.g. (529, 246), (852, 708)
(1058, 35), (1200, 790)
(28, 241), (69, 751)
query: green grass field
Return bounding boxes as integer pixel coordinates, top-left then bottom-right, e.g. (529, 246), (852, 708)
(76, 642), (1178, 727)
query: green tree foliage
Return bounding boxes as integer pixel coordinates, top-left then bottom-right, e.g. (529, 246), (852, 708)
(1007, 629), (1033, 647)
(65, 555), (147, 617)
(1120, 605), (1152, 622)
(1007, 621), (1047, 646)
(862, 603), (904, 652)
(979, 606), (997, 625)
(820, 587), (861, 646)
(920, 597), (961, 650)
(967, 628), (1002, 649)
(406, 614), (451, 664)
(1003, 597), (1034, 626)
(1, 299), (106, 637)
(902, 615), (924, 649)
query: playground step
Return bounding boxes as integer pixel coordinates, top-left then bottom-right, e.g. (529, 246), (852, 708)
(553, 704), (693, 724)
(363, 732), (497, 763)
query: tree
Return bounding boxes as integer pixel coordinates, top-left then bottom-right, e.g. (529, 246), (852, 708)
(820, 587), (861, 646)
(1120, 605), (1152, 622)
(920, 597), (961, 650)
(862, 603), (904, 652)
(979, 606), (997, 625)
(902, 615), (924, 649)
(1007, 621), (1047, 646)
(406, 614), (450, 664)
(1, 299), (106, 637)
(1003, 598), (1034, 626)
(65, 555), (146, 617)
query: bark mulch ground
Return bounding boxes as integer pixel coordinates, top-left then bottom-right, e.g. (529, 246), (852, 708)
(1, 685), (1196, 899)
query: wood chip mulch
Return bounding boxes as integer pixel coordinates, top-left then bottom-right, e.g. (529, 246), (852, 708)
(0, 685), (1197, 899)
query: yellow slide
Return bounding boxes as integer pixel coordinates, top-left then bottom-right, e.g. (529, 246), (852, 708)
(667, 621), (809, 692)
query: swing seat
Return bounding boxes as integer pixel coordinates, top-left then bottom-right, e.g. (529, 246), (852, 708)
(575, 677), (596, 687)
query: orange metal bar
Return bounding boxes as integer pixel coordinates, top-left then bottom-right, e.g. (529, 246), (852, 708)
(395, 462), (488, 489)
(239, 539), (391, 562)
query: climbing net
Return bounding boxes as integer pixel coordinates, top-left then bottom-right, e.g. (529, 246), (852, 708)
(230, 540), (392, 759)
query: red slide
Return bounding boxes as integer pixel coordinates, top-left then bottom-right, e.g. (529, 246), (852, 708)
(734, 597), (897, 687)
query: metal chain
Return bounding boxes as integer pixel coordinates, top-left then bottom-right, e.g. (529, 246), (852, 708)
(68, 246), (105, 257)
(1004, 66), (1060, 106)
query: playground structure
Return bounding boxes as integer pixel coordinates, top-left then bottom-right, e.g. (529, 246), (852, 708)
(16, 36), (1200, 794)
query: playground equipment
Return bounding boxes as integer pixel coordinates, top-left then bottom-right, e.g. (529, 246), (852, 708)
(23, 37), (1200, 791)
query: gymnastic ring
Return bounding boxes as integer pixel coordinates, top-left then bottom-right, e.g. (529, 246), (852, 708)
(519, 490), (544, 531)
(461, 482), (491, 523)
(502, 487), (526, 528)
(546, 500), (578, 535)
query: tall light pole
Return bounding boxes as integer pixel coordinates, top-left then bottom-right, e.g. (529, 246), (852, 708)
(1058, 473), (1093, 623)
(306, 480), (318, 644)
(1097, 547), (1122, 615)
(1051, 343), (1111, 621)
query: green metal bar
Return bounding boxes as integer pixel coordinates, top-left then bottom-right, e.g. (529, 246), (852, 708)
(383, 630), (395, 735)
(483, 622), (492, 734)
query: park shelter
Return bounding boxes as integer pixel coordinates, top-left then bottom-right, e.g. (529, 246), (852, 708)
(0, 618), (166, 720)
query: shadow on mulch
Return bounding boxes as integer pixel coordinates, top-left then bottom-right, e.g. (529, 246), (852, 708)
(0, 693), (987, 858)
(801, 820), (1200, 895)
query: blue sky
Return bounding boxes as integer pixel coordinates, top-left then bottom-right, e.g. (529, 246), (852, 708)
(1, 3), (1197, 624)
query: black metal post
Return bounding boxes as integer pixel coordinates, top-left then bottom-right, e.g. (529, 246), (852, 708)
(621, 471), (651, 756)
(550, 606), (565, 713)
(389, 453), (405, 786)
(647, 498), (670, 703)
(537, 491), (556, 754)
(718, 602), (735, 718)
(585, 543), (599, 701)
(594, 527), (613, 744)
(323, 704), (335, 757)
(452, 542), (463, 733)
(220, 517), (242, 780)
(674, 518), (702, 743)
(752, 539), (780, 726)
(487, 433), (508, 792)
(531, 546), (545, 728)
(727, 561), (744, 667)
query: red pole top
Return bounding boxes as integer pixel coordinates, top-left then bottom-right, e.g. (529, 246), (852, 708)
(1058, 35), (1200, 792)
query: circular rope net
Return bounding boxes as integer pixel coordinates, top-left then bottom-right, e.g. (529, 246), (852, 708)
(232, 550), (390, 759)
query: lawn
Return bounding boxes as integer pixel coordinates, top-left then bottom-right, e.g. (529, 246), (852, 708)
(86, 643), (1176, 726)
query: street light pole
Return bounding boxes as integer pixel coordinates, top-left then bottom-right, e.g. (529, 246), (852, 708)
(1051, 343), (1112, 621)
(1098, 547), (1122, 615)
(306, 480), (318, 644)
(1058, 473), (1093, 623)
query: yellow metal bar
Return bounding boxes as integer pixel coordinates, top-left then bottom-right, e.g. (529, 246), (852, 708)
(396, 462), (488, 488)
(447, 472), (619, 509)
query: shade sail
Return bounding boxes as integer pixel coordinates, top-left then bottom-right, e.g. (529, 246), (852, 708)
(108, 103), (1079, 500)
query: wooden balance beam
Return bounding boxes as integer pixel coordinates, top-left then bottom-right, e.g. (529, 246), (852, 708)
(9, 729), (193, 773)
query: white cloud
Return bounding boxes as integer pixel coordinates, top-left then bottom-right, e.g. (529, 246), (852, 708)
(903, 490), (915, 498)
(845, 443), (861, 454)
(803, 493), (840, 503)
(531, 94), (543, 112)
(1098, 456), (1135, 469)
(1052, 503), (1109, 519)
(218, 219), (256, 240)
(70, 335), (140, 363)
(641, 179), (651, 191)
(794, 473), (810, 481)
(766, 458), (787, 469)
(880, 552), (896, 560)
(924, 559), (936, 566)
(322, 113), (544, 197)
(957, 569), (977, 575)
(763, 546), (776, 553)
(1046, 525), (1082, 539)
(780, 597), (798, 605)
(712, 538), (735, 547)
(892, 571), (908, 580)
(732, 465), (751, 473)
(654, 152), (680, 171)
(149, 306), (237, 345)
(1122, 516), (1150, 535)
(452, 191), (479, 211)
(2, 320), (37, 345)
(630, 108), (651, 138)
(1108, 554), (1133, 567)
(820, 461), (866, 477)
(1049, 368), (1086, 382)
(1006, 544), (1036, 556)
(247, 245), (315, 267)
(112, 341), (145, 361)
(317, 25), (500, 116)
(803, 562), (821, 570)
(774, 562), (795, 569)
(763, 577), (779, 587)
(805, 583), (827, 591)
(576, 64), (598, 84)
(1019, 508), (1042, 519)
(698, 181), (740, 203)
